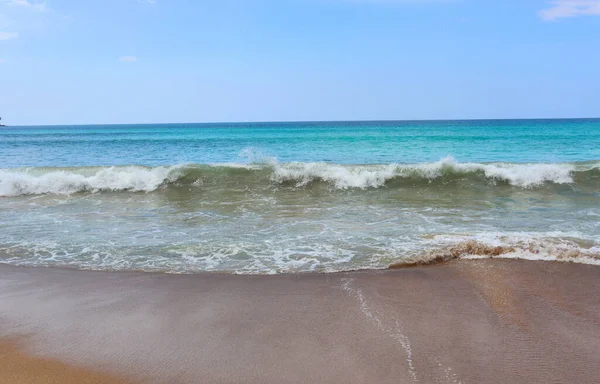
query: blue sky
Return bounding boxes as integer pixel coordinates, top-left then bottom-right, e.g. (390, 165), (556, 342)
(1, 0), (599, 125)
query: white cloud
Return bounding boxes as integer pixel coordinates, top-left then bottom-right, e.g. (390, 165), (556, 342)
(539, 0), (600, 21)
(0, 31), (18, 39)
(119, 56), (138, 63)
(4, 0), (48, 12)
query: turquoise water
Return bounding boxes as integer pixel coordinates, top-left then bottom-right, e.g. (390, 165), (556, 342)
(1, 119), (599, 273)
(2, 119), (599, 167)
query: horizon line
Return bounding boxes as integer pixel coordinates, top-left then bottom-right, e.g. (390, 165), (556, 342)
(4, 116), (600, 128)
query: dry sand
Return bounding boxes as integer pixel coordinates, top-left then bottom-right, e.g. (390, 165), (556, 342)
(0, 259), (599, 383)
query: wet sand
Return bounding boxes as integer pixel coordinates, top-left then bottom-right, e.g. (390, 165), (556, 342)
(0, 259), (599, 383)
(0, 339), (133, 384)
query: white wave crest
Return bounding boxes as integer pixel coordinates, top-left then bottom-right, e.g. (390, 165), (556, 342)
(0, 166), (183, 196)
(271, 156), (577, 189)
(414, 156), (576, 187)
(0, 157), (591, 196)
(271, 162), (399, 189)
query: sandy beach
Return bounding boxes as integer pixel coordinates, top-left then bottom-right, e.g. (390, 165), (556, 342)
(0, 259), (599, 384)
(0, 339), (132, 384)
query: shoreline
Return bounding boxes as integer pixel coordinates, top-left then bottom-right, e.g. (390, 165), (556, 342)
(1, 259), (599, 383)
(2, 248), (599, 277)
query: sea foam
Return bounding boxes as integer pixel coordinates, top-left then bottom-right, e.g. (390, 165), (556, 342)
(390, 235), (600, 269)
(0, 157), (596, 196)
(272, 156), (578, 189)
(0, 166), (183, 196)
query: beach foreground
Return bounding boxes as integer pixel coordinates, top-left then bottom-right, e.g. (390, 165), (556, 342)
(0, 259), (599, 384)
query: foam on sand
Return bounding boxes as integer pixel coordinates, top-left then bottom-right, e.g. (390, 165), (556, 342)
(390, 237), (600, 269)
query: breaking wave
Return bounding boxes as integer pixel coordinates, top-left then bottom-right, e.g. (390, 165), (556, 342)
(1, 157), (599, 196)
(0, 165), (184, 196)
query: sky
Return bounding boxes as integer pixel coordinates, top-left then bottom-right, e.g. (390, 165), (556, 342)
(0, 0), (599, 125)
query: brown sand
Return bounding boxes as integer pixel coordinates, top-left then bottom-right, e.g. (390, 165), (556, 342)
(0, 339), (133, 384)
(0, 259), (599, 383)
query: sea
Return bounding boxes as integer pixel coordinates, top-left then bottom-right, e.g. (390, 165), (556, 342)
(1, 119), (599, 274)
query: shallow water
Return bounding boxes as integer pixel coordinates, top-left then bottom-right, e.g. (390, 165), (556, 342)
(1, 120), (599, 273)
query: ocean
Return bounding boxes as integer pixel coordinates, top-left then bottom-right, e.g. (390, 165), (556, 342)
(1, 119), (599, 273)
